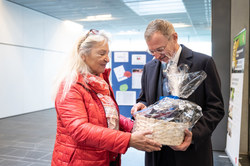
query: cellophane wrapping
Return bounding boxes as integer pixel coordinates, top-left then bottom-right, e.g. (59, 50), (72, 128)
(132, 61), (207, 145)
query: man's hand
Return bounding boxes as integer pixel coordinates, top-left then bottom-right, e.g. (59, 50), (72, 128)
(131, 103), (146, 116)
(169, 129), (192, 151)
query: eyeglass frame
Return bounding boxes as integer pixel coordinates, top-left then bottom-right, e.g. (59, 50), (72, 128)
(78, 29), (99, 51)
(84, 29), (99, 40)
(147, 44), (167, 55)
(147, 33), (176, 55)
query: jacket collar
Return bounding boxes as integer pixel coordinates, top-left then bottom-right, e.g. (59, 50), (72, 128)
(178, 44), (193, 68)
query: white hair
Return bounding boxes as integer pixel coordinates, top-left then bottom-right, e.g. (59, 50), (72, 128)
(53, 30), (110, 101)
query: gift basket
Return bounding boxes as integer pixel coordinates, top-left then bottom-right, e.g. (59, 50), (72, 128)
(133, 61), (207, 145)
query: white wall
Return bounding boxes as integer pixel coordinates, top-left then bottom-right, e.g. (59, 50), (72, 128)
(0, 0), (83, 118)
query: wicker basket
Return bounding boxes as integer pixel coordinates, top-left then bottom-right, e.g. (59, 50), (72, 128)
(133, 114), (189, 146)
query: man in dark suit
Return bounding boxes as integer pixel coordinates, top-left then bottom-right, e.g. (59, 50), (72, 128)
(131, 19), (225, 166)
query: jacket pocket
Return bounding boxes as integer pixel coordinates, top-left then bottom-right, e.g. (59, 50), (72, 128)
(68, 149), (76, 165)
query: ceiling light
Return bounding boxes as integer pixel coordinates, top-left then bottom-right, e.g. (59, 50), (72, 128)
(123, 0), (186, 15)
(172, 23), (192, 28)
(116, 30), (140, 35)
(76, 14), (116, 21)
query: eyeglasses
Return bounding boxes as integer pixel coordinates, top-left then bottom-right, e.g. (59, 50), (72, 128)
(78, 29), (99, 51)
(84, 29), (99, 40)
(147, 45), (166, 55)
(86, 29), (99, 36)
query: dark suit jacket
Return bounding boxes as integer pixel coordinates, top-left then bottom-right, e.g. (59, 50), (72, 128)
(137, 45), (225, 166)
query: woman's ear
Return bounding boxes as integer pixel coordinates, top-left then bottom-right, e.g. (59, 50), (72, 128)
(81, 55), (85, 61)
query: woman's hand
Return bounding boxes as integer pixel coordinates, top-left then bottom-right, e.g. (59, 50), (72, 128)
(131, 103), (146, 116)
(129, 131), (162, 152)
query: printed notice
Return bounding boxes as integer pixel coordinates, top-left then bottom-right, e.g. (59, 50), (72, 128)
(116, 91), (136, 105)
(132, 68), (143, 89)
(113, 65), (127, 82)
(132, 54), (146, 65)
(114, 52), (129, 62)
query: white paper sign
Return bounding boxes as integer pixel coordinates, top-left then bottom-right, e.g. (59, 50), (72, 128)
(226, 73), (244, 166)
(114, 52), (129, 62)
(116, 91), (136, 105)
(132, 69), (143, 89)
(113, 65), (127, 82)
(132, 54), (146, 65)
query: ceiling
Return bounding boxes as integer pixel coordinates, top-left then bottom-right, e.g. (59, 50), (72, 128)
(6, 0), (211, 42)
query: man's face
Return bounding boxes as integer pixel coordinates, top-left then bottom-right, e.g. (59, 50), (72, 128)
(146, 32), (177, 63)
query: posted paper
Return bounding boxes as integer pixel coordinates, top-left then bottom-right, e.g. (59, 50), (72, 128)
(132, 54), (146, 65)
(116, 91), (136, 105)
(114, 52), (129, 62)
(113, 65), (127, 82)
(132, 68), (143, 89)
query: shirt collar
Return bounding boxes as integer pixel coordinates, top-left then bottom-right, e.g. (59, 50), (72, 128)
(172, 45), (182, 64)
(161, 45), (182, 68)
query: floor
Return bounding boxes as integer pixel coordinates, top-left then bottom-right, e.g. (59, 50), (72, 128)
(0, 109), (247, 166)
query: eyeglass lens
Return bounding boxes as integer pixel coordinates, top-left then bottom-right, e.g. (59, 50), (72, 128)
(149, 46), (165, 54)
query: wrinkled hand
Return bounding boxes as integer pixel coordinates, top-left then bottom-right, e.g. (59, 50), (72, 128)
(169, 129), (192, 151)
(131, 103), (146, 116)
(129, 131), (162, 152)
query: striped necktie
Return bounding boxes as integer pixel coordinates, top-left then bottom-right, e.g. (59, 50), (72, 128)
(162, 62), (170, 96)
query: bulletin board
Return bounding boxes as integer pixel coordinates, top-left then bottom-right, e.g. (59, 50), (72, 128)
(111, 51), (152, 117)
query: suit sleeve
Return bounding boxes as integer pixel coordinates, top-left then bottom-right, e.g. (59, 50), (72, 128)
(192, 57), (225, 146)
(55, 84), (131, 154)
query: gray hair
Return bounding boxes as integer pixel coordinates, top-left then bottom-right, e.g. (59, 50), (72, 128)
(53, 30), (110, 101)
(144, 19), (176, 41)
(77, 31), (109, 74)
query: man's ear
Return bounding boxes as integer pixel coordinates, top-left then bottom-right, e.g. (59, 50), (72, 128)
(173, 32), (178, 41)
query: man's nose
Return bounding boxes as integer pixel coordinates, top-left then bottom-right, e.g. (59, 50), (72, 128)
(153, 52), (161, 59)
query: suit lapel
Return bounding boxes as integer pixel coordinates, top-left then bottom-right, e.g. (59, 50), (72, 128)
(147, 59), (162, 104)
(178, 44), (193, 69)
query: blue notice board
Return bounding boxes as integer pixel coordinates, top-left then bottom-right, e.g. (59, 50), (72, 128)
(111, 51), (152, 117)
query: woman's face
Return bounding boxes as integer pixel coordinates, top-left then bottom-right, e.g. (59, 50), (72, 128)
(84, 42), (110, 75)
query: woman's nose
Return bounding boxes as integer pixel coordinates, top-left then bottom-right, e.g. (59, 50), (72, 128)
(104, 55), (110, 62)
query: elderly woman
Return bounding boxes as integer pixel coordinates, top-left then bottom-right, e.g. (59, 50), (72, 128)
(51, 29), (161, 166)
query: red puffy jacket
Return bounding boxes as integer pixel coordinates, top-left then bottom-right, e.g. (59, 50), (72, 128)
(51, 69), (133, 166)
